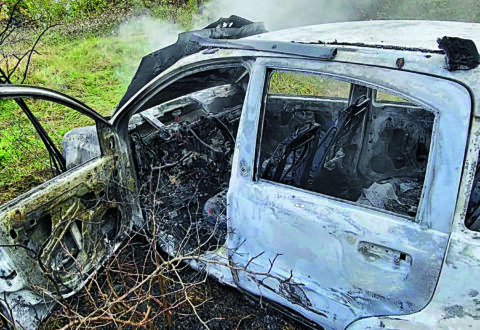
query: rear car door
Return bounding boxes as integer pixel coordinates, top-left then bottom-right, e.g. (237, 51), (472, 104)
(227, 58), (471, 329)
(0, 86), (136, 328)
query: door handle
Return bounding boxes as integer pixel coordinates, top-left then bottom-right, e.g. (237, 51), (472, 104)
(358, 241), (411, 270)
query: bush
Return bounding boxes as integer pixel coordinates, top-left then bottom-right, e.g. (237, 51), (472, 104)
(0, 0), (199, 26)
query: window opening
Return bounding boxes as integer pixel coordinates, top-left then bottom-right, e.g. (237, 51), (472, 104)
(258, 70), (435, 218)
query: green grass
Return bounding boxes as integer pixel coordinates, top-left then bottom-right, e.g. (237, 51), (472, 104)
(30, 33), (150, 114)
(270, 71), (350, 98)
(0, 99), (72, 202)
(0, 29), (154, 203)
(0, 0), (202, 203)
(0, 0), (203, 204)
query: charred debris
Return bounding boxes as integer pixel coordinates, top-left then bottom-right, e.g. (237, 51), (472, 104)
(258, 82), (433, 219)
(129, 69), (249, 253)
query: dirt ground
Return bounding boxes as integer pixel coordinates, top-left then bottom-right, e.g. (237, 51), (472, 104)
(41, 235), (310, 329)
(170, 276), (309, 329)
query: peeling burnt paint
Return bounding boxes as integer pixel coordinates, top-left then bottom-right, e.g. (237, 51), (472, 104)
(0, 157), (123, 327)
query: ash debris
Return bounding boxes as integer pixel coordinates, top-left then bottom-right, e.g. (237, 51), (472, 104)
(130, 87), (243, 255)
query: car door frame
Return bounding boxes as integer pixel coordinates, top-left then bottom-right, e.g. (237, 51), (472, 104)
(226, 57), (472, 329)
(0, 85), (139, 328)
(110, 54), (257, 279)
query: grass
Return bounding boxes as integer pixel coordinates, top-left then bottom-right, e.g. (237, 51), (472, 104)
(270, 71), (408, 103)
(0, 29), (154, 203)
(0, 0), (204, 204)
(270, 71), (351, 98)
(30, 32), (150, 114)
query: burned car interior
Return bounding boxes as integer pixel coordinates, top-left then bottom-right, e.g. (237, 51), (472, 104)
(128, 66), (249, 253)
(258, 70), (434, 218)
(127, 66), (435, 259)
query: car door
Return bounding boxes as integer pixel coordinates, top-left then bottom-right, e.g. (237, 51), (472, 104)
(0, 85), (137, 328)
(227, 58), (471, 329)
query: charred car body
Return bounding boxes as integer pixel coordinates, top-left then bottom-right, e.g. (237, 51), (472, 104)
(1, 17), (480, 329)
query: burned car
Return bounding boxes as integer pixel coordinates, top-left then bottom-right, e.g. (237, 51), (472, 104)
(1, 17), (480, 329)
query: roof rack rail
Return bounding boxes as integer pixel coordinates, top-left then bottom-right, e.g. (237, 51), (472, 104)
(191, 34), (338, 60)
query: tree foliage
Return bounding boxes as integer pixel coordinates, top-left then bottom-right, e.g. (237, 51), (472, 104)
(0, 0), (199, 24)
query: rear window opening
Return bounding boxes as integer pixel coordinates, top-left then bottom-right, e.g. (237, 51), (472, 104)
(257, 70), (435, 218)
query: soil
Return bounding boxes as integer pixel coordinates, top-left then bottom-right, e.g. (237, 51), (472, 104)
(41, 235), (311, 330)
(171, 275), (309, 330)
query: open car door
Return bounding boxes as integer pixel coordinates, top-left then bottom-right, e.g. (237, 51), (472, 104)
(0, 86), (137, 328)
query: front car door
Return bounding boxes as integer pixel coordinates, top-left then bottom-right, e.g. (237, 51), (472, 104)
(0, 86), (137, 328)
(227, 58), (471, 328)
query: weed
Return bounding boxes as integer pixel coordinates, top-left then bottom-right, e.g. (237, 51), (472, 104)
(0, 29), (153, 202)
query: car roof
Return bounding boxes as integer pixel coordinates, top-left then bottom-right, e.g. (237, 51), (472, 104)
(113, 20), (480, 122)
(242, 20), (480, 117)
(245, 20), (480, 53)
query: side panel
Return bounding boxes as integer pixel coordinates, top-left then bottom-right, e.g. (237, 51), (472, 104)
(227, 59), (471, 329)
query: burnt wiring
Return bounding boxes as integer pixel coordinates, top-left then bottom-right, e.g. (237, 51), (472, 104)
(187, 126), (223, 153)
(131, 103), (241, 253)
